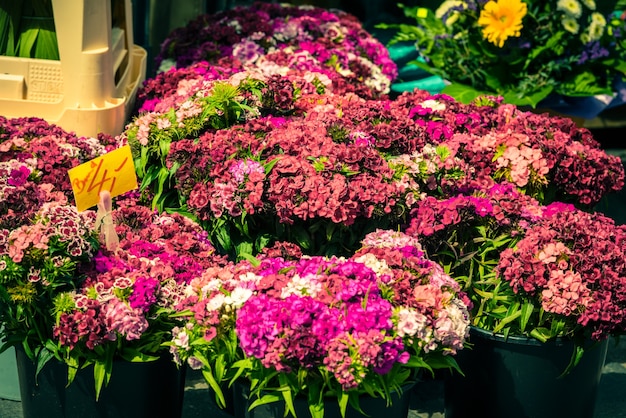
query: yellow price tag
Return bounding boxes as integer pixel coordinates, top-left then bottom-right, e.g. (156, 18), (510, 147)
(68, 145), (138, 211)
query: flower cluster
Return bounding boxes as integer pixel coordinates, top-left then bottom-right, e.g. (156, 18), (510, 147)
(0, 116), (116, 229)
(382, 1), (626, 107)
(0, 202), (99, 353)
(155, 1), (397, 98)
(169, 229), (470, 414)
(497, 204), (626, 341)
(405, 180), (626, 351)
(49, 205), (226, 396)
(386, 93), (624, 206)
(127, 61), (624, 259)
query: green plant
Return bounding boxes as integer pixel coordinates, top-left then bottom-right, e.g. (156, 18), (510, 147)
(0, 0), (59, 60)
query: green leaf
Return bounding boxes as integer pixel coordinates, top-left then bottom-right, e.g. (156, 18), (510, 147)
(202, 365), (227, 409)
(441, 83), (492, 104)
(520, 301), (534, 332)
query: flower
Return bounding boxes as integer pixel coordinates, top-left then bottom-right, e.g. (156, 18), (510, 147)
(0, 203), (226, 398)
(154, 2), (397, 99)
(404, 181), (626, 370)
(169, 230), (471, 414)
(382, 1), (626, 107)
(478, 0), (528, 47)
(0, 117), (116, 230)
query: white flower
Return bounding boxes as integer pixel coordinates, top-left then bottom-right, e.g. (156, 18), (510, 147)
(225, 287), (254, 308)
(587, 12), (607, 42)
(557, 0), (582, 18)
(562, 17), (580, 34)
(353, 253), (393, 278)
(206, 293), (226, 311)
(281, 274), (323, 298)
(395, 307), (428, 338)
(420, 99), (446, 112)
(173, 328), (190, 350)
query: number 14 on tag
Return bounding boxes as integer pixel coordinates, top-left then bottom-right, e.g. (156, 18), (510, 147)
(69, 145), (138, 211)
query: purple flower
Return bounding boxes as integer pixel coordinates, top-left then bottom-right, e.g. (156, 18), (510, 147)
(129, 276), (160, 313)
(7, 165), (31, 187)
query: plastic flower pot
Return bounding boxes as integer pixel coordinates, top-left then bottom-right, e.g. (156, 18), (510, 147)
(233, 380), (416, 418)
(15, 347), (186, 418)
(0, 345), (20, 401)
(444, 326), (608, 418)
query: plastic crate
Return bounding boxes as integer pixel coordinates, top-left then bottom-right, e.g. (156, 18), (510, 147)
(0, 0), (147, 137)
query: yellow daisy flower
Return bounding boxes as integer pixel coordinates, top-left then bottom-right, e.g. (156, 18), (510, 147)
(477, 0), (528, 48)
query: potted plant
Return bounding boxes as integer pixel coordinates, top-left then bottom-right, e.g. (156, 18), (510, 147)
(380, 0), (626, 119)
(168, 229), (471, 418)
(405, 181), (626, 417)
(0, 116), (226, 418)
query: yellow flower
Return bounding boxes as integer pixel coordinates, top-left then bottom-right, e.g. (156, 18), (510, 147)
(587, 12), (607, 42)
(477, 0), (528, 48)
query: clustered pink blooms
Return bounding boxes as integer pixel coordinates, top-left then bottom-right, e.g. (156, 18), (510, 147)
(1, 202), (97, 272)
(155, 2), (397, 99)
(386, 92), (625, 207)
(52, 206), (227, 355)
(135, 62), (236, 113)
(0, 117), (116, 230)
(497, 205), (626, 340)
(151, 83), (625, 259)
(170, 231), (470, 392)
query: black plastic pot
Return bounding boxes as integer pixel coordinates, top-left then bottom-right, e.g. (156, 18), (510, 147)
(15, 347), (186, 418)
(444, 327), (608, 418)
(233, 381), (415, 418)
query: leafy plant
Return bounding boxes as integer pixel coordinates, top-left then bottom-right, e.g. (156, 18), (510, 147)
(380, 1), (626, 107)
(0, 0), (59, 60)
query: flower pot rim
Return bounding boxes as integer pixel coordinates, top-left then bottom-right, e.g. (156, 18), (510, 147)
(469, 326), (608, 347)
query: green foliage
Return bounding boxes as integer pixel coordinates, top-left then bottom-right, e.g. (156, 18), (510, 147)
(380, 2), (626, 107)
(0, 0), (59, 60)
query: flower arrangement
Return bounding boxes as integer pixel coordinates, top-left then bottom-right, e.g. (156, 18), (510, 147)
(169, 229), (471, 417)
(381, 0), (626, 109)
(0, 200), (226, 397)
(405, 181), (626, 368)
(154, 1), (398, 99)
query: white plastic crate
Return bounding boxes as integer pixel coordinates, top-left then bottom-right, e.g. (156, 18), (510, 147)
(0, 0), (147, 137)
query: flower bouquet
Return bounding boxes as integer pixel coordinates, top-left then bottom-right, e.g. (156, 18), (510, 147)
(380, 0), (626, 116)
(169, 229), (471, 417)
(154, 1), (398, 99)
